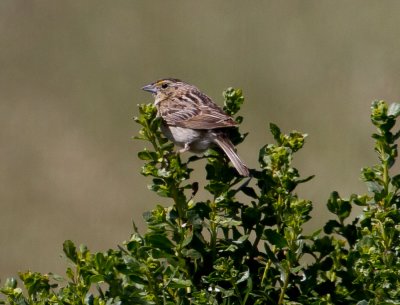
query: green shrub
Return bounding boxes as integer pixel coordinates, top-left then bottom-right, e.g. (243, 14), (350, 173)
(1, 90), (400, 305)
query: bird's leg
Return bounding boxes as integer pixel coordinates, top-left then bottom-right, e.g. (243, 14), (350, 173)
(163, 143), (190, 166)
(178, 143), (191, 154)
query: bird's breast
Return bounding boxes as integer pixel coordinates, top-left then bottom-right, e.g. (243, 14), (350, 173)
(160, 123), (214, 153)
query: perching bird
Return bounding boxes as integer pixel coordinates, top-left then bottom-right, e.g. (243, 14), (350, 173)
(142, 78), (249, 177)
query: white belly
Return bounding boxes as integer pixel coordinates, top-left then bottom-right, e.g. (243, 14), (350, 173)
(161, 124), (214, 153)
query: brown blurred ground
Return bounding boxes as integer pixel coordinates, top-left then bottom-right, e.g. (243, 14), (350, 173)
(1, 1), (400, 279)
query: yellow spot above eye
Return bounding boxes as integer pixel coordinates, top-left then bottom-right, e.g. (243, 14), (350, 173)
(156, 80), (166, 86)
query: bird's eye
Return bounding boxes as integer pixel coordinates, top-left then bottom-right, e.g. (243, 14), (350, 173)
(161, 83), (169, 89)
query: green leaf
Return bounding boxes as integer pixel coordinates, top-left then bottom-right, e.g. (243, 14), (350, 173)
(214, 216), (241, 227)
(63, 240), (78, 263)
(388, 103), (400, 117)
(145, 233), (174, 253)
(241, 186), (258, 199)
(242, 207), (261, 229)
(320, 257), (333, 271)
(269, 123), (282, 144)
(233, 234), (249, 244)
(327, 191), (339, 213)
(351, 194), (370, 206)
(65, 267), (74, 280)
(391, 174), (400, 189)
(326, 191), (351, 221)
(295, 175), (315, 184)
(365, 181), (383, 193)
(263, 229), (288, 249)
(19, 272), (51, 296)
(324, 220), (341, 234)
(236, 269), (249, 284)
(89, 274), (105, 283)
(223, 87), (244, 116)
(287, 131), (307, 152)
(181, 232), (193, 248)
(371, 100), (388, 121)
(4, 278), (17, 289)
(170, 278), (192, 288)
(313, 236), (334, 256)
(181, 249), (202, 260)
(137, 150), (157, 161)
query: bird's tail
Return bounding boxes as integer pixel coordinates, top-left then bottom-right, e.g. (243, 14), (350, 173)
(214, 135), (250, 177)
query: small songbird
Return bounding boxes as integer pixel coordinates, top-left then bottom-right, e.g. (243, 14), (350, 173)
(142, 78), (250, 177)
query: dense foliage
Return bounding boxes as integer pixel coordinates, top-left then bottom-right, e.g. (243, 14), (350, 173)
(1, 90), (400, 304)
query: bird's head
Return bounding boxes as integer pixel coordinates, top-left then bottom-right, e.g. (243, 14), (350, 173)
(142, 78), (189, 101)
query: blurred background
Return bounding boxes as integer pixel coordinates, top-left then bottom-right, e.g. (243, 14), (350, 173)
(1, 1), (400, 279)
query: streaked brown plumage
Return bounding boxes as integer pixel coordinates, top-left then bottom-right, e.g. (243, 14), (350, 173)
(142, 78), (250, 177)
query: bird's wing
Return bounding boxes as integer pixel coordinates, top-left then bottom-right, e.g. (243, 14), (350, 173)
(158, 91), (237, 130)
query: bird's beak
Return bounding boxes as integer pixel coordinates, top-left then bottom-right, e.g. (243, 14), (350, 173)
(141, 84), (157, 94)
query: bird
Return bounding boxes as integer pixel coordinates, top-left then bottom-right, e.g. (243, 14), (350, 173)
(141, 78), (250, 177)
